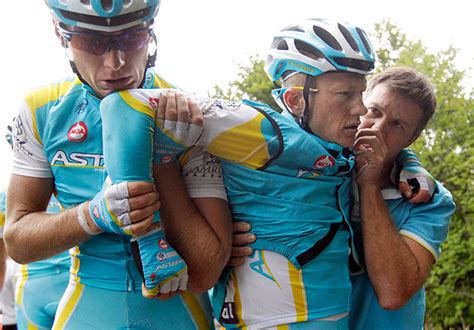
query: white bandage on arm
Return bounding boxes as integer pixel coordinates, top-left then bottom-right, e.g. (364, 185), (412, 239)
(77, 203), (101, 236)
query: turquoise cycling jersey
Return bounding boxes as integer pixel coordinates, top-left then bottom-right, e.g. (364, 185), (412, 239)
(100, 90), (356, 326)
(11, 70), (174, 291)
(349, 183), (454, 329)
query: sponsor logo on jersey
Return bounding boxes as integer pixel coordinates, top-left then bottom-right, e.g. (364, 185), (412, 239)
(157, 252), (167, 261)
(158, 238), (169, 249)
(220, 302), (239, 325)
(51, 150), (104, 167)
(149, 97), (160, 110)
(313, 155), (335, 169)
(67, 122), (88, 142)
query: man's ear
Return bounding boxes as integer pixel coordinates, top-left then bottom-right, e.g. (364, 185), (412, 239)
(282, 89), (305, 117)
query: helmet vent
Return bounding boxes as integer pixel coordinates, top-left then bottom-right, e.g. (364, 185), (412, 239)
(356, 28), (372, 55)
(80, 0), (91, 5)
(271, 38), (289, 51)
(338, 24), (359, 52)
(284, 25), (305, 33)
(333, 57), (375, 72)
(294, 40), (325, 61)
(101, 0), (113, 11)
(312, 25), (342, 51)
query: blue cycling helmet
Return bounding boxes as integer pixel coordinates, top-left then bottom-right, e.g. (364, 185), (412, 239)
(45, 0), (160, 32)
(265, 18), (375, 82)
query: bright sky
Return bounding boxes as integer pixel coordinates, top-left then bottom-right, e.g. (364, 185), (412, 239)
(0, 0), (472, 189)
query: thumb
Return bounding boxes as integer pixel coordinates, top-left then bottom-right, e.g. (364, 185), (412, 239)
(398, 181), (413, 199)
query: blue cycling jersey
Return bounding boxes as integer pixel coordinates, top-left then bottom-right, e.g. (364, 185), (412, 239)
(349, 183), (454, 329)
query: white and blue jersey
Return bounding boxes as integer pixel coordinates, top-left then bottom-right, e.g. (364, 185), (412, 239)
(349, 182), (455, 330)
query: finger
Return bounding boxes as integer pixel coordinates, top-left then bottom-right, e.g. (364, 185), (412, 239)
(129, 203), (160, 223)
(128, 191), (160, 210)
(408, 190), (431, 204)
(355, 127), (383, 140)
(353, 135), (383, 153)
(170, 278), (180, 293)
(127, 214), (154, 236)
(175, 92), (190, 123)
(160, 281), (171, 294)
(398, 181), (413, 199)
(165, 92), (178, 122)
(233, 221), (251, 234)
(233, 233), (256, 246)
(157, 93), (167, 121)
(231, 246), (253, 258)
(227, 257), (245, 267)
(127, 182), (156, 197)
(188, 97), (203, 126)
(141, 283), (156, 299)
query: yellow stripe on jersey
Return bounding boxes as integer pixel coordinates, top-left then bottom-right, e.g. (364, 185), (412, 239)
(118, 90), (156, 118)
(0, 212), (4, 228)
(181, 292), (211, 330)
(25, 79), (81, 145)
(69, 246), (81, 284)
(232, 272), (247, 329)
(277, 325), (290, 330)
(153, 74), (174, 89)
(207, 113), (271, 170)
(15, 264), (29, 306)
(288, 260), (308, 322)
(53, 282), (85, 330)
(27, 322), (39, 330)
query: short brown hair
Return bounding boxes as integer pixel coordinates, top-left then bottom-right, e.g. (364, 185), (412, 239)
(366, 67), (436, 138)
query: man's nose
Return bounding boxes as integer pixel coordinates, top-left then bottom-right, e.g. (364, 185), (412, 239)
(352, 98), (368, 116)
(103, 48), (125, 71)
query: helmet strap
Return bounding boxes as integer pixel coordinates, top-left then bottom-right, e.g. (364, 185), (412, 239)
(146, 30), (158, 69)
(301, 75), (316, 134)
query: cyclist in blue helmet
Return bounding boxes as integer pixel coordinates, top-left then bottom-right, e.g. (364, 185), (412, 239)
(4, 1), (231, 328)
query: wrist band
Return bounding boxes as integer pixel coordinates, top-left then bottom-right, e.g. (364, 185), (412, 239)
(77, 203), (101, 236)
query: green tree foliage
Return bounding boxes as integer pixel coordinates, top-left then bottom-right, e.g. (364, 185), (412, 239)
(211, 19), (473, 328)
(209, 55), (278, 109)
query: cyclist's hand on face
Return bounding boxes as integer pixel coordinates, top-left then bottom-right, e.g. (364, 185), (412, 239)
(153, 91), (203, 164)
(228, 222), (256, 267)
(84, 179), (160, 236)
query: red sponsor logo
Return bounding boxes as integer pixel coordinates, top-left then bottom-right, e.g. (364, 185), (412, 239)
(161, 155), (173, 163)
(149, 97), (160, 110)
(150, 273), (156, 283)
(313, 155), (335, 169)
(67, 121), (88, 142)
(158, 238), (169, 249)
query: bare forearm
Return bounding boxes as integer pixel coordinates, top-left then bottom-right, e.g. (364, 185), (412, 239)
(4, 206), (90, 263)
(0, 240), (6, 288)
(155, 165), (232, 293)
(160, 197), (231, 293)
(359, 184), (423, 309)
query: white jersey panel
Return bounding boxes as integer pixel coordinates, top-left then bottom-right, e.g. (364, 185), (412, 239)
(180, 147), (227, 201)
(11, 101), (53, 178)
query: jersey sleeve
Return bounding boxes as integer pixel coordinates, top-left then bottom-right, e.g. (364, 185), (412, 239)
(179, 147), (227, 201)
(0, 191), (6, 239)
(399, 182), (455, 261)
(11, 100), (52, 178)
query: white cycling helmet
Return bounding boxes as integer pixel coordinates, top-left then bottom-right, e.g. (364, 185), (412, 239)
(265, 18), (375, 82)
(45, 0), (160, 32)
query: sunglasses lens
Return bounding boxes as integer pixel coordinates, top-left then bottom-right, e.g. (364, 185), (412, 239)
(117, 30), (150, 52)
(66, 29), (150, 56)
